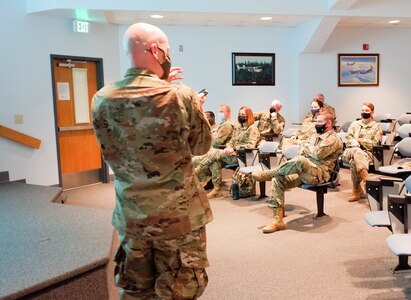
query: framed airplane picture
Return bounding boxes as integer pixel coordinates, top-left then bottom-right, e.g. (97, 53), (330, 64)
(232, 52), (275, 86)
(338, 53), (380, 86)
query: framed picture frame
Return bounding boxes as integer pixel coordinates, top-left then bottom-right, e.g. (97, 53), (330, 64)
(338, 53), (380, 87)
(232, 52), (275, 86)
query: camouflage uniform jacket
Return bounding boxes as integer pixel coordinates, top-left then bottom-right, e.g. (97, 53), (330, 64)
(292, 115), (316, 141)
(227, 123), (260, 149)
(298, 130), (343, 180)
(345, 119), (382, 159)
(92, 68), (213, 240)
(212, 118), (235, 149)
(254, 111), (285, 137)
(210, 124), (217, 136)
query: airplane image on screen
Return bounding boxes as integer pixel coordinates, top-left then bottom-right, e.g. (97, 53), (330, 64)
(236, 64), (263, 73)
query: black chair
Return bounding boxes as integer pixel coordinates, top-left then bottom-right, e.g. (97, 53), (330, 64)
(386, 192), (411, 273)
(299, 156), (341, 219)
(364, 176), (406, 229)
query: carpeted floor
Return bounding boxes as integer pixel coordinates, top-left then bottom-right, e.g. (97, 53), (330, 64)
(0, 182), (113, 300)
(64, 168), (411, 300)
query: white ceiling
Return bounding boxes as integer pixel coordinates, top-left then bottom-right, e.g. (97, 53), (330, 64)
(26, 0), (411, 28)
(25, 0), (411, 53)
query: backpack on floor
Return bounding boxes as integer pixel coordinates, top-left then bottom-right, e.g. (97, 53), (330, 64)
(231, 167), (256, 199)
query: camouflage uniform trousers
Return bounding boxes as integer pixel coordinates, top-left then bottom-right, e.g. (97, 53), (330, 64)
(197, 149), (237, 188)
(265, 156), (330, 208)
(192, 154), (212, 184)
(114, 227), (208, 300)
(342, 147), (371, 183)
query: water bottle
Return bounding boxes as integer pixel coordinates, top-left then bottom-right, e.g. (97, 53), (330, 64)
(231, 180), (240, 200)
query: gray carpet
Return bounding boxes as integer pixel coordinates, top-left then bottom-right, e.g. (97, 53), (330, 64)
(0, 182), (113, 299)
(9, 168), (411, 299)
(201, 169), (411, 300)
(68, 169), (411, 299)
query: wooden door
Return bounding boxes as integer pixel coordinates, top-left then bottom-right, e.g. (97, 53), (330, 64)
(51, 56), (105, 189)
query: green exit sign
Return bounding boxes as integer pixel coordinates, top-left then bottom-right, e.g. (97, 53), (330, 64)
(73, 20), (89, 33)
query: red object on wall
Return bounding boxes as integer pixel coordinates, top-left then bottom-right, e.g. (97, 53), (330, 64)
(363, 44), (369, 50)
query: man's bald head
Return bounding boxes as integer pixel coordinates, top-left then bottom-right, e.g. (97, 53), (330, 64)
(313, 93), (325, 104)
(123, 23), (170, 77)
(271, 99), (283, 112)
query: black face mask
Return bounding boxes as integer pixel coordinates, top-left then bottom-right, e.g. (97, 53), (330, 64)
(269, 107), (276, 113)
(148, 47), (171, 80)
(361, 112), (371, 119)
(311, 108), (320, 115)
(315, 123), (327, 134)
(238, 116), (247, 124)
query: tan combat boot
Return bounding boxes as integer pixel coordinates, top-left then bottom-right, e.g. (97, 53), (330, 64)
(207, 187), (223, 198)
(348, 181), (363, 202)
(262, 207), (285, 234)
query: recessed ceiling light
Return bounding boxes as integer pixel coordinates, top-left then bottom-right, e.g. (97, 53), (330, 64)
(260, 17), (272, 21)
(150, 15), (164, 19)
(389, 20), (400, 24)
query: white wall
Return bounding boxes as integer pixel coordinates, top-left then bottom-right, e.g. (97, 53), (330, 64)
(2, 3), (411, 186)
(119, 25), (300, 125)
(299, 27), (411, 124)
(0, 0), (120, 185)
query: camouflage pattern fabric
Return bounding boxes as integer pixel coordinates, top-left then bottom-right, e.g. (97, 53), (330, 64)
(262, 130), (343, 208)
(92, 67), (213, 298)
(114, 227), (208, 299)
(281, 115), (316, 152)
(342, 119), (382, 183)
(292, 115), (317, 140)
(197, 124), (260, 188)
(212, 118), (235, 149)
(226, 123), (260, 150)
(254, 110), (285, 142)
(92, 68), (213, 239)
(210, 124), (217, 136)
(232, 167), (256, 198)
(192, 118), (235, 183)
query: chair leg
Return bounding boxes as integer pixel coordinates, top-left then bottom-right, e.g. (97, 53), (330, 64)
(392, 255), (411, 273)
(253, 181), (267, 200)
(314, 189), (327, 219)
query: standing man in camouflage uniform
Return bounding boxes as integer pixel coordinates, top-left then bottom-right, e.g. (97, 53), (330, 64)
(195, 106), (260, 198)
(92, 23), (213, 299)
(252, 113), (343, 233)
(254, 100), (285, 145)
(342, 102), (382, 202)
